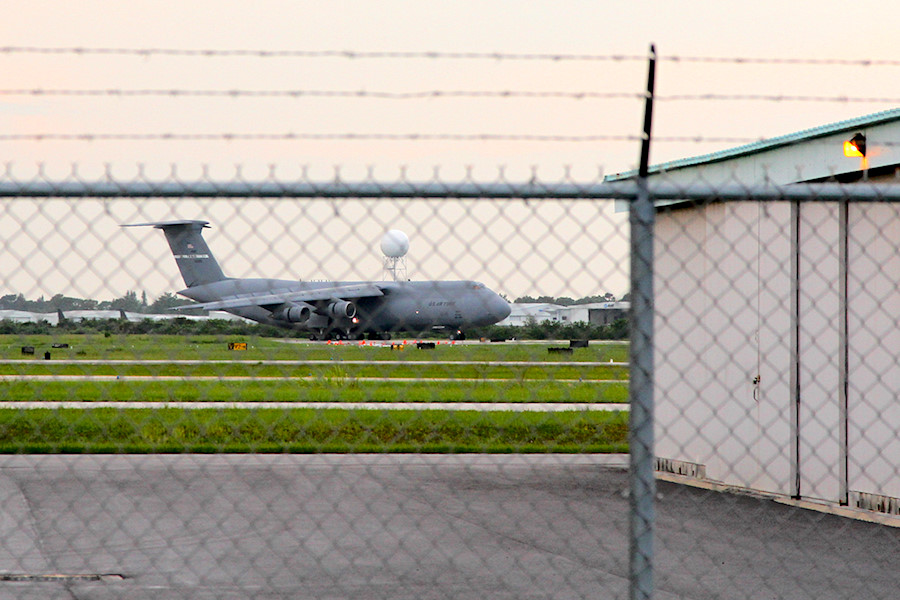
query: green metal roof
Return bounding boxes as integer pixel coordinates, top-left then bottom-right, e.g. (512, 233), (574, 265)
(605, 107), (900, 181)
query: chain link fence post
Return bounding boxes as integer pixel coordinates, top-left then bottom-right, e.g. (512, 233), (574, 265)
(628, 176), (655, 600)
(629, 45), (656, 600)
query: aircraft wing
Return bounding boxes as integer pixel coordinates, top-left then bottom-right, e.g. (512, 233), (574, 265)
(172, 283), (385, 312)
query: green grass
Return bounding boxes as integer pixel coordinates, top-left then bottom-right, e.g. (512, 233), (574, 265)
(0, 379), (628, 403)
(0, 334), (630, 363)
(0, 408), (630, 453)
(0, 335), (631, 453)
(0, 334), (629, 404)
(0, 362), (629, 381)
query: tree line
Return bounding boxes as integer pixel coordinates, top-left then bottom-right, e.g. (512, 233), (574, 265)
(1, 291), (629, 314)
(0, 292), (198, 314)
(513, 293), (628, 305)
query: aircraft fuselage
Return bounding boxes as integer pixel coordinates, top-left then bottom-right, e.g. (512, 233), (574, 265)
(124, 220), (510, 340)
(180, 278), (510, 336)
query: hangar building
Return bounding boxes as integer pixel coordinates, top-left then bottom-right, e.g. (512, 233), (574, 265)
(0, 309), (248, 324)
(607, 108), (900, 513)
(498, 302), (628, 327)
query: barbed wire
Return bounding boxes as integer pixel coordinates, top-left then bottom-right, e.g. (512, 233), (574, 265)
(0, 47), (646, 61)
(661, 93), (900, 103)
(0, 89), (641, 100)
(0, 133), (638, 142)
(662, 56), (900, 66)
(2, 47), (899, 66)
(2, 89), (898, 104)
(0, 132), (772, 144)
(19, 132), (900, 147)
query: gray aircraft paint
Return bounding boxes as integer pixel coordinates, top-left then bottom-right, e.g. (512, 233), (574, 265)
(140, 220), (226, 287)
(124, 220), (510, 338)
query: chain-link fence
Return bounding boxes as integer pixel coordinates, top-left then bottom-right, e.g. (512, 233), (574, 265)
(0, 176), (636, 600)
(649, 184), (900, 600)
(0, 173), (898, 599)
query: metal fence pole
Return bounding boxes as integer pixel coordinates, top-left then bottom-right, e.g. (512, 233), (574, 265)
(5, 180), (900, 202)
(629, 45), (656, 600)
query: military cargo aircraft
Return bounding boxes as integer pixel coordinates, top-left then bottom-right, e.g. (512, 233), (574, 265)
(124, 220), (510, 340)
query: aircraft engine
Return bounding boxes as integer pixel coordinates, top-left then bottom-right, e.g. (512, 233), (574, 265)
(327, 300), (357, 319)
(272, 302), (312, 324)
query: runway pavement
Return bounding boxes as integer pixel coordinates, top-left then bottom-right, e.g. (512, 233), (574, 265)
(274, 339), (631, 347)
(0, 359), (630, 367)
(0, 454), (895, 599)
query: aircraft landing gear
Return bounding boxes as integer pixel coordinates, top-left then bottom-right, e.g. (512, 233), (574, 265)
(310, 328), (355, 341)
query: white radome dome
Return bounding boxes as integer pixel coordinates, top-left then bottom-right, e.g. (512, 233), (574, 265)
(380, 230), (409, 258)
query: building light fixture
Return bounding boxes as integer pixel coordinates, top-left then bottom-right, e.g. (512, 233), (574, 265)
(844, 133), (866, 157)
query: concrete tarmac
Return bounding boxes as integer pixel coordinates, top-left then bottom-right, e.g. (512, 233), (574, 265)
(0, 454), (895, 599)
(0, 359), (629, 367)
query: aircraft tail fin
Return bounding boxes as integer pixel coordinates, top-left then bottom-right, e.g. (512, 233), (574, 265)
(123, 220), (227, 287)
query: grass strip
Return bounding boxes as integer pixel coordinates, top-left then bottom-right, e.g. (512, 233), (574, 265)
(0, 408), (629, 454)
(0, 335), (630, 363)
(0, 363), (629, 381)
(0, 379), (628, 403)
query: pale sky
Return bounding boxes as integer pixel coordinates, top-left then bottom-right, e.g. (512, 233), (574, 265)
(1, 2), (899, 301)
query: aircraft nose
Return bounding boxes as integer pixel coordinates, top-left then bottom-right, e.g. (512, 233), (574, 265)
(491, 294), (511, 321)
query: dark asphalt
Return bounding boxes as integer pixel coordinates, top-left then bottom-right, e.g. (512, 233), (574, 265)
(0, 454), (895, 599)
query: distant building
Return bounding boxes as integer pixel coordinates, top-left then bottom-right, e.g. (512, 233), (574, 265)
(498, 303), (562, 326)
(0, 310), (57, 324)
(121, 310), (251, 323)
(0, 309), (251, 325)
(557, 302), (629, 326)
(62, 310), (123, 322)
(498, 302), (629, 327)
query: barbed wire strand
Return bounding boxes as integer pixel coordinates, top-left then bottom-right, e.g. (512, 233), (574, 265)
(0, 89), (641, 100)
(0, 132), (772, 143)
(1, 47), (899, 66)
(1, 89), (898, 104)
(0, 48), (645, 61)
